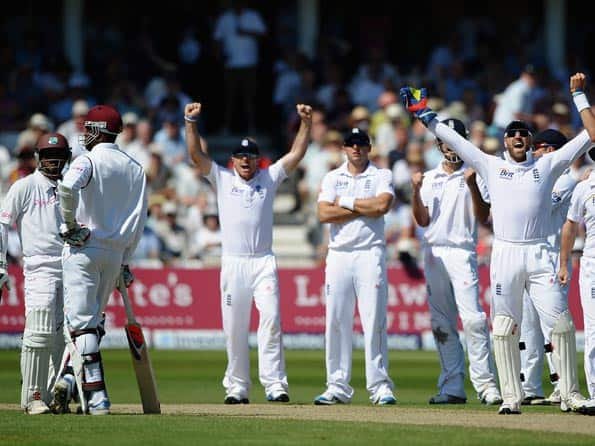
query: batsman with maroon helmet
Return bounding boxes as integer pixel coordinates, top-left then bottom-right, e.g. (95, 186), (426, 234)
(52, 105), (148, 415)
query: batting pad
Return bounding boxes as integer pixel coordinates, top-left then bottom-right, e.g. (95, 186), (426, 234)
(21, 309), (54, 407)
(492, 314), (523, 404)
(551, 310), (579, 399)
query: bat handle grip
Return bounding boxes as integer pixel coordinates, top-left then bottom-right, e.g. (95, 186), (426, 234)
(118, 283), (136, 322)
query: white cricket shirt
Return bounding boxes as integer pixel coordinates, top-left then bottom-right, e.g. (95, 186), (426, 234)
(431, 121), (592, 243)
(420, 163), (489, 251)
(0, 170), (63, 268)
(548, 170), (579, 250)
(61, 143), (148, 262)
(205, 160), (287, 256)
(567, 171), (595, 259)
(318, 161), (394, 250)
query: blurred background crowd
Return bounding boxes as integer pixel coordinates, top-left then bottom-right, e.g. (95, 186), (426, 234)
(0, 0), (593, 271)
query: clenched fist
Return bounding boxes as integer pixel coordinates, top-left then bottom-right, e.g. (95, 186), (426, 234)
(297, 104), (313, 123)
(185, 102), (202, 120)
(411, 172), (424, 190)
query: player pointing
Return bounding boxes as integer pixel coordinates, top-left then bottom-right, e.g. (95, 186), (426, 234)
(400, 72), (595, 415)
(185, 101), (312, 404)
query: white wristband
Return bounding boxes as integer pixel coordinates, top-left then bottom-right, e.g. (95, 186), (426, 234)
(184, 115), (198, 122)
(573, 91), (591, 112)
(338, 196), (356, 211)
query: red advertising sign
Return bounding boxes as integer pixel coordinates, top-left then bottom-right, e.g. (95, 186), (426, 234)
(0, 265), (585, 334)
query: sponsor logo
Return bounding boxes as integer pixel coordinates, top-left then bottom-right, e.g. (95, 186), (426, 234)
(495, 283), (502, 295)
(336, 180), (349, 189)
(552, 191), (561, 203)
(499, 168), (514, 180)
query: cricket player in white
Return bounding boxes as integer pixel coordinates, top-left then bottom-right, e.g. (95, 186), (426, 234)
(520, 129), (579, 405)
(184, 101), (312, 404)
(559, 166), (595, 401)
(400, 72), (595, 414)
(411, 118), (501, 406)
(52, 105), (148, 415)
(0, 133), (71, 414)
(314, 127), (396, 406)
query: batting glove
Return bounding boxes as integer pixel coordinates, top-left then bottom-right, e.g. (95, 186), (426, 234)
(399, 86), (437, 126)
(116, 264), (135, 289)
(0, 272), (10, 304)
(59, 223), (91, 248)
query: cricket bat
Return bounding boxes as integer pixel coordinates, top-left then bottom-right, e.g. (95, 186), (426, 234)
(118, 282), (161, 414)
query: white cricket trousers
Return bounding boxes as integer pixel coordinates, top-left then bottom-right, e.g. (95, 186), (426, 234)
(490, 240), (567, 337)
(23, 259), (63, 326)
(423, 245), (496, 399)
(520, 252), (569, 398)
(324, 246), (394, 402)
(62, 246), (123, 330)
(220, 254), (288, 398)
(578, 256), (595, 398)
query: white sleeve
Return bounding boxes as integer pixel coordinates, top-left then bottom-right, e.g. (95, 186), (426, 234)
(419, 174), (431, 207)
(204, 162), (222, 191)
(317, 173), (336, 203)
(429, 120), (491, 180)
(375, 169), (395, 197)
(0, 223), (8, 272)
(122, 176), (149, 265)
(475, 174), (491, 203)
(269, 161), (288, 188)
(61, 155), (93, 191)
(566, 183), (585, 223)
(551, 130), (592, 176)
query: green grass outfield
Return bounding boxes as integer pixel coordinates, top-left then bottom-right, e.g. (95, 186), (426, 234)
(0, 349), (593, 445)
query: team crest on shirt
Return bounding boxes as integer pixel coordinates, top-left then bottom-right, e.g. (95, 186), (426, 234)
(532, 168), (541, 183)
(336, 179), (349, 189)
(499, 168), (514, 180)
(254, 184), (265, 199)
(552, 191), (561, 203)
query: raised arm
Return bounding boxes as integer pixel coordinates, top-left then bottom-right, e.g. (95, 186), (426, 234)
(400, 87), (491, 177)
(184, 103), (212, 176)
(280, 104), (313, 173)
(571, 73), (595, 141)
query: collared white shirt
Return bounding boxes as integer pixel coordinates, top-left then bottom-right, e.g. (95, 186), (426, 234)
(0, 170), (63, 267)
(420, 162), (488, 250)
(432, 122), (592, 243)
(61, 143), (148, 263)
(205, 160), (287, 256)
(567, 171), (595, 258)
(318, 161), (394, 250)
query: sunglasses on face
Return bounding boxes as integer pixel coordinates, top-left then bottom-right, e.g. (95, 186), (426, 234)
(233, 153), (259, 159)
(505, 129), (530, 138)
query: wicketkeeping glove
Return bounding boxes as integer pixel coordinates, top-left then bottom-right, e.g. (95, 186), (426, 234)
(116, 264), (134, 289)
(399, 86), (437, 126)
(59, 223), (90, 248)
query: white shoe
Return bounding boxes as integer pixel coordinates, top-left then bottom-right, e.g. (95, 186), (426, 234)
(25, 399), (50, 415)
(313, 390), (345, 405)
(546, 388), (561, 405)
(561, 391), (595, 415)
(372, 388), (397, 405)
(88, 397), (111, 415)
(498, 401), (521, 414)
(480, 387), (503, 405)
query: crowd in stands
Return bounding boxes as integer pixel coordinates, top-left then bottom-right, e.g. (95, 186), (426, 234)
(0, 3), (592, 271)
